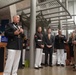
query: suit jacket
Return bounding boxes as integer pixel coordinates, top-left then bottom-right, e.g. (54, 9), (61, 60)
(5, 22), (24, 50)
(44, 34), (54, 48)
(54, 35), (67, 49)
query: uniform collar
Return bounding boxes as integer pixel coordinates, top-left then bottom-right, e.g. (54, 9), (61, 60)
(13, 22), (17, 25)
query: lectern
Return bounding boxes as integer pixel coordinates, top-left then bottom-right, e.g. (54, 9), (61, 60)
(0, 42), (7, 72)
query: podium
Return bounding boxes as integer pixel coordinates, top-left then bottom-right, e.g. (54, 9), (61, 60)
(0, 43), (7, 72)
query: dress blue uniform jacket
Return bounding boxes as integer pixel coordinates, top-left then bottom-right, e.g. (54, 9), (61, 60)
(34, 32), (44, 48)
(54, 35), (67, 49)
(5, 22), (24, 50)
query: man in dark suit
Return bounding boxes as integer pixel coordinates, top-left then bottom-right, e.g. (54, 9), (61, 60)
(34, 26), (44, 69)
(3, 15), (24, 75)
(54, 30), (67, 67)
(44, 27), (54, 67)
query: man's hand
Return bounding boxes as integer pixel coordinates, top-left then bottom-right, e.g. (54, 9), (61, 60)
(47, 45), (52, 48)
(19, 28), (24, 33)
(23, 43), (25, 46)
(72, 41), (76, 44)
(41, 45), (44, 48)
(18, 26), (24, 33)
(14, 29), (20, 35)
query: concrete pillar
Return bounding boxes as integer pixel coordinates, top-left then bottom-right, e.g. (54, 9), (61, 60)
(65, 0), (69, 39)
(73, 0), (76, 24)
(37, 0), (40, 10)
(59, 0), (63, 30)
(30, 0), (36, 68)
(46, 4), (50, 20)
(9, 4), (17, 22)
(65, 0), (68, 10)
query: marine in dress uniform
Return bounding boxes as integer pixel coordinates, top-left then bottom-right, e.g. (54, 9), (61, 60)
(22, 36), (27, 66)
(54, 30), (67, 66)
(34, 26), (44, 69)
(3, 15), (24, 75)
